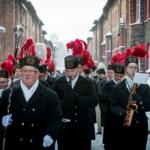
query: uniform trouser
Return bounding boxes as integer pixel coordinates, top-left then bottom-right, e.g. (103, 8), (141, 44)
(95, 104), (102, 131)
(57, 123), (91, 150)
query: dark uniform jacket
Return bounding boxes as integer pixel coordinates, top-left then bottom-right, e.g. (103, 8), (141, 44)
(53, 75), (98, 150)
(53, 75), (98, 126)
(100, 80), (118, 149)
(0, 81), (62, 150)
(99, 80), (115, 121)
(110, 79), (150, 150)
(40, 74), (56, 89)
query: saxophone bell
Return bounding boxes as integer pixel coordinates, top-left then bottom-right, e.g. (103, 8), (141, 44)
(128, 102), (138, 111)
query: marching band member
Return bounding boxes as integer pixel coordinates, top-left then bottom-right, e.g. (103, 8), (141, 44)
(53, 55), (98, 150)
(110, 54), (150, 150)
(0, 39), (62, 150)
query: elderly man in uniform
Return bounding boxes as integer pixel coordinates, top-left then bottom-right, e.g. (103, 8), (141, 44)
(110, 56), (150, 150)
(0, 55), (62, 150)
(53, 55), (98, 150)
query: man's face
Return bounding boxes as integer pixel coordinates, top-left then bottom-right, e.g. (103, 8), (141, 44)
(21, 66), (39, 88)
(114, 73), (125, 82)
(99, 74), (106, 79)
(125, 63), (138, 79)
(0, 77), (9, 89)
(14, 68), (21, 79)
(107, 70), (114, 80)
(65, 68), (78, 80)
(39, 72), (47, 80)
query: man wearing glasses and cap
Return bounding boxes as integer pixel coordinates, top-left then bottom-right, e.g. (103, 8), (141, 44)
(0, 55), (62, 150)
(109, 56), (150, 150)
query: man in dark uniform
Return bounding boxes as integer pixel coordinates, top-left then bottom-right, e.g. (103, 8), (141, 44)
(76, 55), (97, 140)
(53, 55), (98, 150)
(0, 69), (9, 98)
(96, 68), (108, 131)
(100, 63), (125, 150)
(39, 64), (54, 89)
(0, 56), (62, 150)
(0, 69), (9, 148)
(107, 64), (115, 81)
(13, 63), (21, 82)
(110, 56), (150, 150)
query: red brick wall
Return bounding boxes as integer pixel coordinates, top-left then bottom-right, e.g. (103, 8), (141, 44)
(0, 0), (43, 61)
(4, 0), (16, 57)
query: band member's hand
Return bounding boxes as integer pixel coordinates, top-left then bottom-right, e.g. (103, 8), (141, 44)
(43, 135), (53, 147)
(2, 114), (12, 127)
(132, 94), (141, 102)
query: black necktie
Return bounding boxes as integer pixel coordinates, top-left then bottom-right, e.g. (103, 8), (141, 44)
(68, 80), (72, 89)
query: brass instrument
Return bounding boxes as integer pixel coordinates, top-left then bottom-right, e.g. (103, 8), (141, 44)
(123, 83), (138, 127)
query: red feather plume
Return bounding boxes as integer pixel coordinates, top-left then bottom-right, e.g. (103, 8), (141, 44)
(18, 38), (34, 59)
(111, 52), (125, 64)
(1, 54), (15, 76)
(131, 44), (148, 58)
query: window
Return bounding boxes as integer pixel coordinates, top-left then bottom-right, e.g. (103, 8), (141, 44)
(145, 0), (150, 19)
(20, 3), (27, 27)
(136, 0), (141, 22)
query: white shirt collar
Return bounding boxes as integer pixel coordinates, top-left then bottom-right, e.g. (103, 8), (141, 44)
(125, 75), (133, 91)
(20, 79), (39, 102)
(125, 75), (133, 83)
(66, 74), (79, 89)
(112, 79), (118, 84)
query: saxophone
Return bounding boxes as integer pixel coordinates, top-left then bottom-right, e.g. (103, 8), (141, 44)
(123, 83), (138, 127)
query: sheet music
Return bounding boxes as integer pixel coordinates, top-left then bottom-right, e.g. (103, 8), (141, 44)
(133, 72), (149, 84)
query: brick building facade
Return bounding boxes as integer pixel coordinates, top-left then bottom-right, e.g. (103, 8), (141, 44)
(0, 0), (43, 61)
(89, 0), (150, 70)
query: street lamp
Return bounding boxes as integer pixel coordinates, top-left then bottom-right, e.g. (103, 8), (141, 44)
(119, 18), (125, 29)
(14, 25), (23, 38)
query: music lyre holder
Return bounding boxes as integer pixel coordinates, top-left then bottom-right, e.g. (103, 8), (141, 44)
(2, 25), (23, 150)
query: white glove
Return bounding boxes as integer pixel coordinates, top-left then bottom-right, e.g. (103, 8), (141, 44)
(42, 135), (53, 147)
(2, 114), (12, 127)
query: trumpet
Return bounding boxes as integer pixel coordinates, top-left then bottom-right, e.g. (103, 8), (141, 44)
(123, 83), (138, 127)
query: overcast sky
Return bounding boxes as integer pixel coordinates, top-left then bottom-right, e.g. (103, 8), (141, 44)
(29, 0), (107, 43)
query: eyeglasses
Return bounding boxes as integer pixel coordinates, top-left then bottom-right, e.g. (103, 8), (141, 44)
(0, 80), (8, 84)
(127, 66), (138, 70)
(21, 69), (38, 75)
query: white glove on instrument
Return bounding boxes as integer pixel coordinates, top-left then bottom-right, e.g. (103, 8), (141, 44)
(2, 114), (12, 127)
(42, 135), (53, 147)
